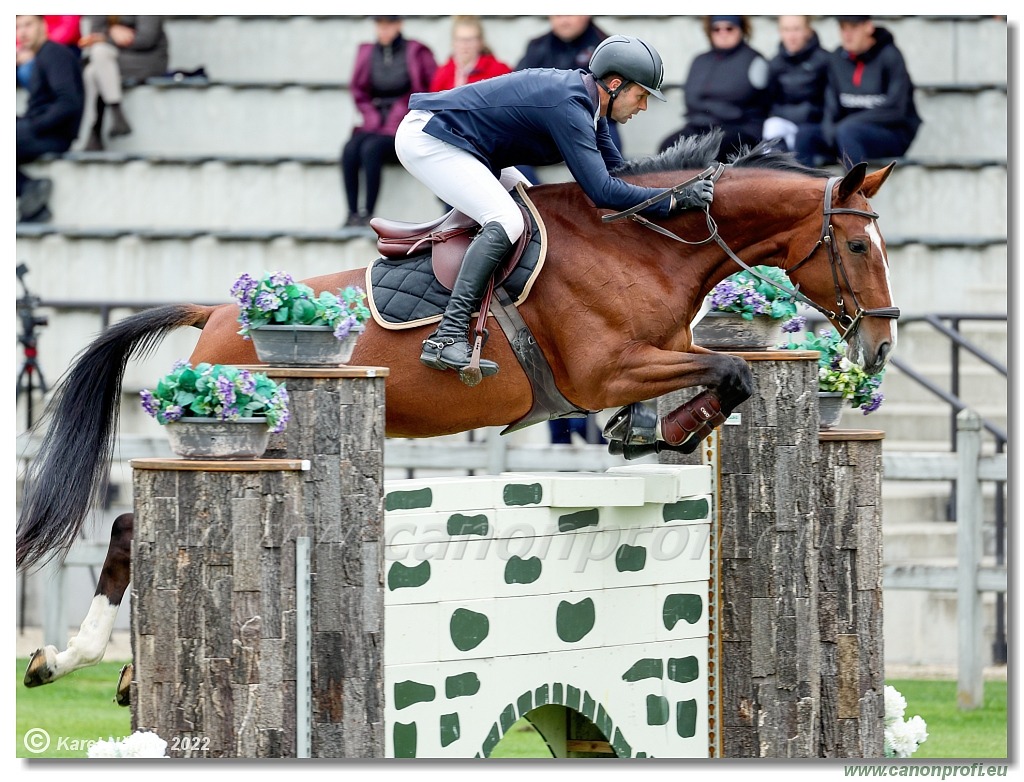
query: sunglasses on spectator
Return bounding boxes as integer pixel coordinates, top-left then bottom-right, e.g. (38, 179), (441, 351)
(711, 24), (738, 33)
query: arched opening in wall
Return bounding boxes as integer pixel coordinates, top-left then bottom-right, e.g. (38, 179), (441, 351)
(488, 705), (619, 758)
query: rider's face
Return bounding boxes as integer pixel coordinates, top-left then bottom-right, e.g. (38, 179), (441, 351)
(609, 83), (650, 124)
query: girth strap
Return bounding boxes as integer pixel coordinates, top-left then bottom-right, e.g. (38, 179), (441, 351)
(489, 286), (591, 435)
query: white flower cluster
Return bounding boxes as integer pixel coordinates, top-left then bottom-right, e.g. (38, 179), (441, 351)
(88, 730), (169, 758)
(884, 685), (929, 758)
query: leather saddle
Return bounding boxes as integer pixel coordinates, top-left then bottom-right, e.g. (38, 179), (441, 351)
(370, 206), (531, 291)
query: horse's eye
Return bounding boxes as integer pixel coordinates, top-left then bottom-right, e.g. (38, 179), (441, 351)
(848, 239), (869, 254)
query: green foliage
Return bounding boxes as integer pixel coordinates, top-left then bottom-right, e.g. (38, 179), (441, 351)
(782, 327), (885, 414)
(232, 270), (370, 338)
(707, 266), (799, 321)
(140, 361), (290, 432)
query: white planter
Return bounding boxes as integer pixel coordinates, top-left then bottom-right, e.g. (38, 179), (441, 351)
(249, 323), (363, 366)
(692, 312), (784, 351)
(165, 417), (270, 459)
(817, 392), (847, 431)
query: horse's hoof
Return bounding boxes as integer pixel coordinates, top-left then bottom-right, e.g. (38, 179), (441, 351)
(607, 439), (660, 460)
(24, 646), (58, 687)
(115, 663), (133, 707)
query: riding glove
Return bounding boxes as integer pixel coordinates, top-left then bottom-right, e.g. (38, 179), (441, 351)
(669, 179), (714, 213)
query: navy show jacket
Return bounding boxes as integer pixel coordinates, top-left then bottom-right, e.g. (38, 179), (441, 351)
(409, 68), (673, 217)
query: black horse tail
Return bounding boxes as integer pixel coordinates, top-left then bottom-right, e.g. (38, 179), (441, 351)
(17, 304), (215, 571)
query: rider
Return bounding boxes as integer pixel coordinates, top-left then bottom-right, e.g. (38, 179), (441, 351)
(395, 34), (715, 382)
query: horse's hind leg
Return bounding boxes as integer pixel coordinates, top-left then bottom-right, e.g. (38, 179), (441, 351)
(604, 349), (753, 459)
(24, 513), (133, 695)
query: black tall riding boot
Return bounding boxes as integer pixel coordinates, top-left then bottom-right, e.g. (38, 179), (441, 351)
(420, 221), (513, 380)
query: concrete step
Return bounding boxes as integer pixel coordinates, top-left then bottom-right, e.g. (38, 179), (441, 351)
(22, 155), (1009, 238)
(880, 479), (1002, 526)
(885, 243), (1008, 313)
(892, 318), (1008, 364)
(18, 77), (1004, 162)
(879, 362), (1008, 407)
(883, 521), (957, 560)
(860, 400), (1006, 443)
(160, 15), (1009, 87)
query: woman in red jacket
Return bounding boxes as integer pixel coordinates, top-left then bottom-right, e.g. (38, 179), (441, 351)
(430, 16), (511, 93)
(341, 16), (436, 227)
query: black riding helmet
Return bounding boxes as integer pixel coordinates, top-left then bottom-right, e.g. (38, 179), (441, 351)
(588, 35), (666, 105)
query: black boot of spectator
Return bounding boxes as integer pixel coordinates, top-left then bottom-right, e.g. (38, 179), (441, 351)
(18, 177), (53, 223)
(108, 103), (132, 137)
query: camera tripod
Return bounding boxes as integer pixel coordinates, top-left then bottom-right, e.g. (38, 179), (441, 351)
(16, 262), (48, 430)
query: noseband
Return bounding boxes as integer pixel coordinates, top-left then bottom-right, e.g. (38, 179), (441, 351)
(602, 164), (901, 341)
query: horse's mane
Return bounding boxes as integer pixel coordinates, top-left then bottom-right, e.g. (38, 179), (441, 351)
(613, 129), (831, 180)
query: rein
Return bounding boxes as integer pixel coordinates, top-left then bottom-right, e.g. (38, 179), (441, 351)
(602, 164), (900, 341)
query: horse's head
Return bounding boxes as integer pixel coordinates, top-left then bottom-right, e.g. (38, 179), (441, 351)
(785, 161), (899, 375)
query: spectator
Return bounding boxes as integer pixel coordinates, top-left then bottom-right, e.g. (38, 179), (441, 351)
(762, 15), (829, 153)
(658, 15), (771, 163)
(17, 16), (81, 88)
(430, 16), (511, 93)
(515, 14), (622, 180)
(341, 16), (436, 228)
(16, 14), (84, 223)
(516, 15), (607, 71)
(794, 16), (922, 168)
(78, 15), (169, 151)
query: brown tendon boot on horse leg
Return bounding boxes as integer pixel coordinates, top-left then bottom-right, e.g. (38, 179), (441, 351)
(419, 221), (512, 385)
(660, 389), (728, 450)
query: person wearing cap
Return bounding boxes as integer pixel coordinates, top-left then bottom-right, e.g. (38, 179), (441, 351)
(794, 15), (921, 167)
(659, 15), (771, 163)
(395, 35), (714, 381)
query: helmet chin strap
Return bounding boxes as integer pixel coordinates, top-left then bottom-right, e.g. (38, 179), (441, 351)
(597, 78), (630, 124)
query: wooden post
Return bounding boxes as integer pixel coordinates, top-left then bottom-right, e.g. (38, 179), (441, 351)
(659, 351), (822, 758)
(816, 429), (886, 756)
(130, 458), (309, 757)
(131, 366), (388, 758)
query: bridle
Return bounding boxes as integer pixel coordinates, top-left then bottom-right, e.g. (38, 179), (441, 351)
(602, 163), (901, 341)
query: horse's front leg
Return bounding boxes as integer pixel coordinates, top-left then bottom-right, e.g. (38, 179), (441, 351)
(24, 513), (133, 701)
(599, 345), (753, 459)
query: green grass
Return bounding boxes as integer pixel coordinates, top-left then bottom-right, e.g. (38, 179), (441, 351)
(887, 679), (1008, 759)
(16, 659), (132, 759)
(14, 662), (1006, 759)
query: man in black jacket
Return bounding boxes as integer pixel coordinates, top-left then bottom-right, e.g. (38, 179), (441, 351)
(794, 16), (921, 168)
(16, 15), (84, 223)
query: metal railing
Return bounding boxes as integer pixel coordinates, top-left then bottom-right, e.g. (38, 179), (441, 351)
(886, 314), (1008, 667)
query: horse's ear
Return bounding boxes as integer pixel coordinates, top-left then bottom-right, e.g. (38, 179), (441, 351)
(859, 161), (897, 198)
(837, 162), (868, 201)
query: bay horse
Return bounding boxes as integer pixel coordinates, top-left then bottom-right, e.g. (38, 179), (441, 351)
(17, 136), (898, 699)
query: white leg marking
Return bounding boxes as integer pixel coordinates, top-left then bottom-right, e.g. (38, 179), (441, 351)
(50, 595), (120, 677)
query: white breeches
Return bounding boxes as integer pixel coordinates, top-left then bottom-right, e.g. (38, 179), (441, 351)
(395, 109), (530, 244)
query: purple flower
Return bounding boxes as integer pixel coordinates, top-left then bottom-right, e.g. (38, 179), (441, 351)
(255, 290), (282, 313)
(160, 405), (184, 423)
(140, 389), (159, 417)
(230, 273), (259, 307)
(781, 316), (806, 333)
(860, 393), (884, 414)
(237, 369), (257, 395)
(269, 271), (293, 287)
(215, 375), (236, 407)
(334, 315), (358, 340)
